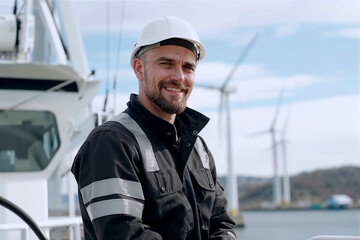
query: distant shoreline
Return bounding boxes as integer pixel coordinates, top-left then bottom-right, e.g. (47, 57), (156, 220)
(241, 207), (360, 212)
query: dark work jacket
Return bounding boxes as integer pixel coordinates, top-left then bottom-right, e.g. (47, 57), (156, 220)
(71, 94), (236, 240)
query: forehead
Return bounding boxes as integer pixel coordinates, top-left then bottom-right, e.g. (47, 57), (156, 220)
(145, 45), (197, 63)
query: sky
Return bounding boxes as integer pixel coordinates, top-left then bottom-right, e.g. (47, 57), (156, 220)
(1, 0), (357, 177)
(65, 0), (360, 177)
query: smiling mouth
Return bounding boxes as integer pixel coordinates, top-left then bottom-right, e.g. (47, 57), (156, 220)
(165, 87), (182, 92)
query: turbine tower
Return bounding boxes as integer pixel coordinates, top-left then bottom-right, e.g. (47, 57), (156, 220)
(249, 86), (284, 207)
(278, 104), (291, 205)
(197, 34), (258, 216)
(269, 87), (284, 206)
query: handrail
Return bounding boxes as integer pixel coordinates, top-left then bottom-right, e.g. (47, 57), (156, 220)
(308, 236), (360, 240)
(0, 195), (47, 240)
(0, 217), (83, 240)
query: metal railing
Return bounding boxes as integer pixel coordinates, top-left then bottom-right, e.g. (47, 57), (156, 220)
(308, 236), (360, 240)
(0, 217), (83, 240)
(0, 195), (83, 240)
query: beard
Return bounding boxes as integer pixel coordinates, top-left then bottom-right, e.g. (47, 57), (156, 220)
(146, 81), (189, 114)
(144, 70), (191, 114)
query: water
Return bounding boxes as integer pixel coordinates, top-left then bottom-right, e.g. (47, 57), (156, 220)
(235, 209), (360, 240)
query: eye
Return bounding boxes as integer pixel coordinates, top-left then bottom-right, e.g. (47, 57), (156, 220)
(159, 61), (172, 67)
(184, 65), (195, 72)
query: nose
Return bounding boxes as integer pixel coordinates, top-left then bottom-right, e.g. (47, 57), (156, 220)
(171, 65), (185, 83)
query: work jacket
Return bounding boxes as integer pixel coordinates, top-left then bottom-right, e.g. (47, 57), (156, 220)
(72, 94), (236, 240)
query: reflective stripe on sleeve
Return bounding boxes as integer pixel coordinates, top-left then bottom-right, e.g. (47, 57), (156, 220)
(112, 112), (160, 172)
(194, 137), (210, 169)
(86, 198), (144, 221)
(80, 178), (144, 205)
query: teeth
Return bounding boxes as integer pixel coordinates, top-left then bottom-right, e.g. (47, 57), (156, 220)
(166, 87), (181, 92)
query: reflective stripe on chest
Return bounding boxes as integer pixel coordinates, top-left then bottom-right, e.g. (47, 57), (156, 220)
(112, 112), (210, 171)
(112, 112), (160, 172)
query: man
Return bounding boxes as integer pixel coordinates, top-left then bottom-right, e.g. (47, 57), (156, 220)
(72, 16), (237, 240)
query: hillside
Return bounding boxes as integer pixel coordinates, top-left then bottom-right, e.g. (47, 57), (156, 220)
(219, 165), (360, 209)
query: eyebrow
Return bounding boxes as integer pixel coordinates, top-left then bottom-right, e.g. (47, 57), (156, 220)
(155, 57), (197, 69)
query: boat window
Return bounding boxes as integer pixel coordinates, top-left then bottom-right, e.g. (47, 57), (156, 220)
(0, 110), (60, 172)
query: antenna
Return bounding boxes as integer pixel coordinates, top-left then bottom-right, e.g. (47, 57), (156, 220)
(13, 0), (17, 14)
(103, 0), (126, 118)
(103, 0), (110, 114)
(112, 0), (126, 116)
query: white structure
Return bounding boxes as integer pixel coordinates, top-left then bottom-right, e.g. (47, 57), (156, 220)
(0, 1), (99, 239)
(326, 194), (354, 209)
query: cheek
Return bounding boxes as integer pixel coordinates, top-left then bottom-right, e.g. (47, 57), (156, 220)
(185, 75), (195, 88)
(147, 68), (167, 82)
(143, 73), (161, 94)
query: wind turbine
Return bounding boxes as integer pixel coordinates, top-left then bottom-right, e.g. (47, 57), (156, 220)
(249, 86), (284, 207)
(197, 34), (258, 217)
(278, 104), (292, 205)
(269, 87), (284, 207)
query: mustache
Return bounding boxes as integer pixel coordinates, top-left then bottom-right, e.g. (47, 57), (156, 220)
(159, 81), (191, 93)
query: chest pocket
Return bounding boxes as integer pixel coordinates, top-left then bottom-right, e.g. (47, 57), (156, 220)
(143, 168), (194, 239)
(190, 138), (216, 234)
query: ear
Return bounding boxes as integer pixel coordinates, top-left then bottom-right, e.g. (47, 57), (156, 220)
(133, 58), (144, 81)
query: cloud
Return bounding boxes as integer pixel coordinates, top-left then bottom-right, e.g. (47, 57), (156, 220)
(72, 0), (360, 35)
(326, 27), (360, 39)
(274, 23), (300, 37)
(192, 63), (330, 107)
(196, 62), (270, 84)
(232, 74), (330, 103)
(199, 94), (359, 176)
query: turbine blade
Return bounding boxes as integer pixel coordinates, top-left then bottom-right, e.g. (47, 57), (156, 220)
(196, 83), (221, 90)
(281, 103), (292, 138)
(270, 85), (284, 129)
(218, 93), (224, 137)
(221, 33), (259, 89)
(247, 129), (270, 138)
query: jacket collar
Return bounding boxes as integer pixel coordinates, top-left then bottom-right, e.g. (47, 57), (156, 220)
(125, 94), (209, 142)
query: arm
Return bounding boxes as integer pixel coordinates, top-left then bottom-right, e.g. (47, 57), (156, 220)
(209, 181), (237, 240)
(72, 126), (162, 240)
(198, 137), (236, 239)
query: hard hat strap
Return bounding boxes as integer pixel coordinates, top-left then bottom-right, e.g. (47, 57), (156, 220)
(135, 43), (160, 59)
(135, 38), (200, 60)
(160, 38), (200, 60)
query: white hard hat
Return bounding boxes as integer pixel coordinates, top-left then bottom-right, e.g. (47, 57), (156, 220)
(130, 16), (205, 67)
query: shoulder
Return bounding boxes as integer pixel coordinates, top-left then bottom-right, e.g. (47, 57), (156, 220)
(86, 120), (135, 143)
(75, 120), (140, 161)
(72, 120), (142, 183)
